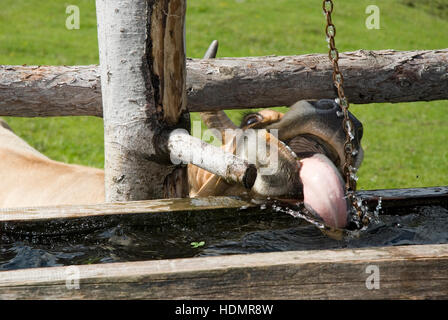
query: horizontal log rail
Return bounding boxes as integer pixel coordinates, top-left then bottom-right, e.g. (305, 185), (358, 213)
(0, 49), (447, 117)
(1, 243), (447, 299)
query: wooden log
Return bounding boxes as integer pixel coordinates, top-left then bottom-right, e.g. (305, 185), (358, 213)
(187, 49), (448, 111)
(0, 196), (257, 236)
(0, 196), (253, 222)
(1, 244), (447, 299)
(0, 49), (447, 117)
(163, 129), (257, 188)
(358, 186), (448, 214)
(0, 65), (103, 117)
(95, 0), (187, 201)
(0, 187), (446, 222)
(0, 187), (446, 236)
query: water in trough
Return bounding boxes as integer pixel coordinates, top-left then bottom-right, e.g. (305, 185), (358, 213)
(1, 201), (448, 271)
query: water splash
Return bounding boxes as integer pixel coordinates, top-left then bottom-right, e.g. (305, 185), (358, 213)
(265, 200), (347, 240)
(345, 121), (355, 141)
(350, 172), (359, 182)
(368, 197), (382, 225)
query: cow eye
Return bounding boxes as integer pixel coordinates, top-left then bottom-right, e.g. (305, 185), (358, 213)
(242, 114), (263, 127)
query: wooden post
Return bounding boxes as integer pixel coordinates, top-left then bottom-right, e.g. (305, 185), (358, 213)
(95, 0), (187, 201)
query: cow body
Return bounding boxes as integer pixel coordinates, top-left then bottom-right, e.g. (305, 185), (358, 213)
(0, 120), (104, 208)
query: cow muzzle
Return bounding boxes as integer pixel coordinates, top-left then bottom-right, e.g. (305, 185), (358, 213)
(245, 100), (364, 229)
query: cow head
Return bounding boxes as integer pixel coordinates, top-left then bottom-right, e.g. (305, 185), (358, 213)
(189, 41), (364, 229)
(201, 100), (364, 229)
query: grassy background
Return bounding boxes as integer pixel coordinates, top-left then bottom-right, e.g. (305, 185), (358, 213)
(1, 0), (447, 189)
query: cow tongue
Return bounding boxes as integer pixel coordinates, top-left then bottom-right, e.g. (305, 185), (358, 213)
(299, 153), (348, 229)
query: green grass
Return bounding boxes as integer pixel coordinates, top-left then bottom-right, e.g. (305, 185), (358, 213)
(1, 0), (448, 190)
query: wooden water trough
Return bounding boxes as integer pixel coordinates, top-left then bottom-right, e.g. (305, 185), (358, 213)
(1, 0), (448, 300)
(1, 187), (448, 299)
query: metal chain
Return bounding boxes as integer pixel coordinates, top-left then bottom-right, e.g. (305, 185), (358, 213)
(322, 0), (365, 223)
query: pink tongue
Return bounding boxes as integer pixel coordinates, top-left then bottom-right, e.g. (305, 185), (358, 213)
(299, 154), (348, 229)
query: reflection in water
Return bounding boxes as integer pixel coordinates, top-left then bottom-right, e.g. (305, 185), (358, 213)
(1, 205), (447, 271)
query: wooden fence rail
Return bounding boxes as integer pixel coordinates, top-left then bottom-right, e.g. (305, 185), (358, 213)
(1, 244), (448, 299)
(1, 187), (446, 233)
(1, 49), (447, 118)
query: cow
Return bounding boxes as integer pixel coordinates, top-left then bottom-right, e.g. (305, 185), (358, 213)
(0, 118), (105, 207)
(0, 96), (363, 230)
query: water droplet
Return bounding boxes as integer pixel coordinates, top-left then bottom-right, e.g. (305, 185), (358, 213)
(374, 197), (382, 217)
(346, 121), (355, 141)
(349, 165), (358, 173)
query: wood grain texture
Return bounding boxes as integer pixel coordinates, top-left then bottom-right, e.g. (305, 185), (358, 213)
(95, 0), (186, 201)
(358, 186), (448, 214)
(164, 129), (257, 188)
(0, 196), (256, 237)
(1, 187), (445, 222)
(0, 196), (253, 222)
(0, 244), (447, 299)
(0, 65), (103, 117)
(0, 187), (446, 237)
(150, 0), (187, 125)
(187, 49), (448, 111)
(1, 49), (447, 117)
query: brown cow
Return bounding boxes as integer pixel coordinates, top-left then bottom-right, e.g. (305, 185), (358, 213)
(0, 118), (104, 207)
